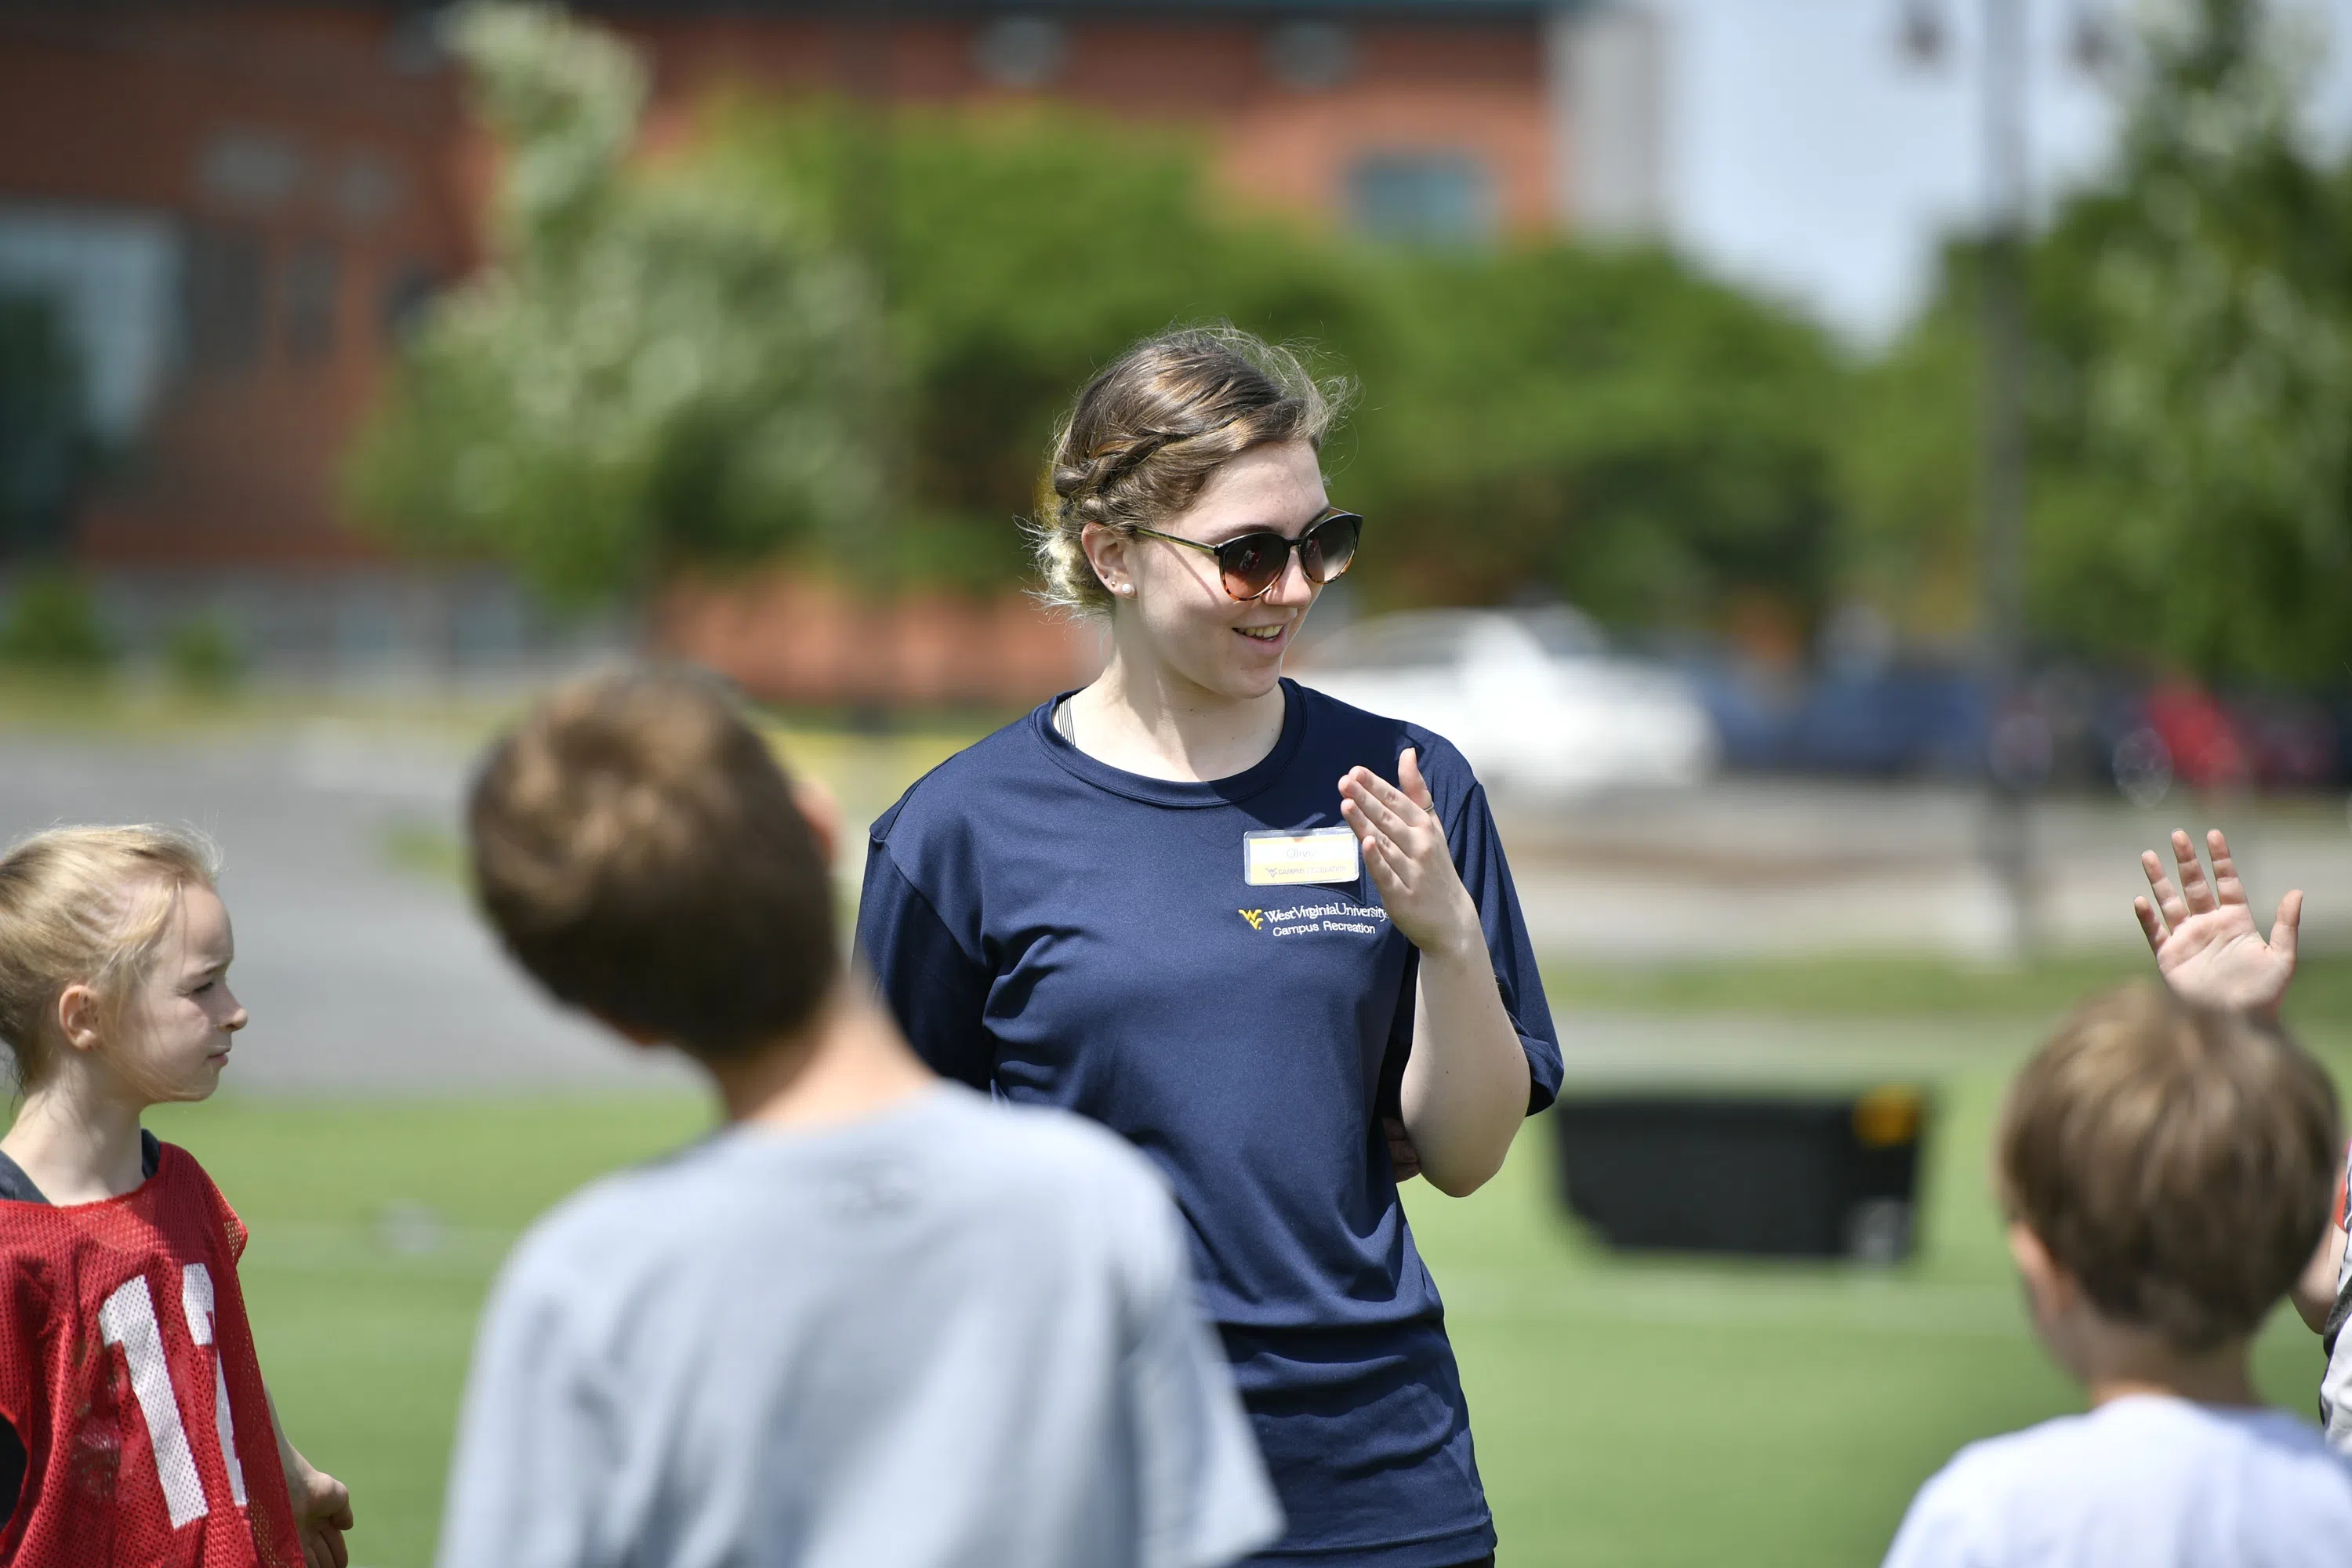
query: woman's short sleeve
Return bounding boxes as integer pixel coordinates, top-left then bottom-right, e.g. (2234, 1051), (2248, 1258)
(1447, 780), (1563, 1115)
(855, 841), (999, 1092)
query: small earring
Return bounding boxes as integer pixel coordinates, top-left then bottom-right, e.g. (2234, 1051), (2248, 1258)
(1116, 583), (1134, 596)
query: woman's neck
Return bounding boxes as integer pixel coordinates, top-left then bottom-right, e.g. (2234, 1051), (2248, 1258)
(1, 1076), (149, 1203)
(1069, 649), (1287, 782)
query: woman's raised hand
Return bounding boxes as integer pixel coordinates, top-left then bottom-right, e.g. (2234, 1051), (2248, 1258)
(2133, 828), (2302, 1021)
(1340, 749), (1480, 961)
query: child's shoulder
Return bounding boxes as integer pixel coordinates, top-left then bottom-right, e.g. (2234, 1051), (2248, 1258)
(491, 1088), (1174, 1301)
(1902, 1409), (2102, 1519)
(1938, 1397), (2348, 1490)
(921, 1084), (1171, 1203)
(1892, 1399), (2352, 1566)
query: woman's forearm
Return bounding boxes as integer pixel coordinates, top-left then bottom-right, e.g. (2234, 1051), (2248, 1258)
(1399, 935), (1530, 1196)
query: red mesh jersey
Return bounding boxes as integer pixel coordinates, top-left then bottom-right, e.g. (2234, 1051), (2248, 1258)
(0, 1144), (299, 1566)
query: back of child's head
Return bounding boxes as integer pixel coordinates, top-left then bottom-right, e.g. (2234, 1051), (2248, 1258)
(467, 666), (838, 1062)
(0, 825), (221, 1088)
(1998, 981), (2339, 1352)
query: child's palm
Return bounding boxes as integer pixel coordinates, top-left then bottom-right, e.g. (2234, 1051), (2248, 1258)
(2134, 829), (2302, 1018)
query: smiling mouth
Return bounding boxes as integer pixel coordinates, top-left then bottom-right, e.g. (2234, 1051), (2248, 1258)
(1237, 625), (1285, 642)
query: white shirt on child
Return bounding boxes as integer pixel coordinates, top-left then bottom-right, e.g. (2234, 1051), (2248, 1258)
(437, 1083), (1282, 1568)
(2320, 1142), (2352, 1454)
(1882, 1394), (2352, 1568)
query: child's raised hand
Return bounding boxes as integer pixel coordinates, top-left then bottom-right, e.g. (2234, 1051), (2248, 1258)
(289, 1460), (353, 1568)
(2133, 828), (2302, 1021)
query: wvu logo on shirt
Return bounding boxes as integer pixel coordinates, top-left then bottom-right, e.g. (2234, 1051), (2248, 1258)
(1237, 902), (1389, 938)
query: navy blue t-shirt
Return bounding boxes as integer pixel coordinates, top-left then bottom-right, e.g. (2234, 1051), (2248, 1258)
(856, 679), (1563, 1568)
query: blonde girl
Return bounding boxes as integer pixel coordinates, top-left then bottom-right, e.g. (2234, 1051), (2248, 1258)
(0, 826), (350, 1568)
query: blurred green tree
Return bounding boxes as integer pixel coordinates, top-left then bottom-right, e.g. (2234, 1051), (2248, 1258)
(717, 100), (1377, 590)
(1845, 0), (2352, 681)
(1348, 245), (1846, 626)
(353, 5), (1849, 635)
(2036, 0), (2352, 681)
(346, 2), (883, 605)
(162, 612), (246, 695)
(0, 571), (114, 674)
(1835, 258), (1979, 645)
(723, 101), (1846, 626)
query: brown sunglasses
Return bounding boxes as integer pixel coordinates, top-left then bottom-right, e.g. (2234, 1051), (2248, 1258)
(1125, 510), (1364, 601)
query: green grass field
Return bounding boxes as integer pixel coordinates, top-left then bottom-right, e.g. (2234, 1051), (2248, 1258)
(1543, 952), (2352, 1028)
(140, 1008), (2350, 1568)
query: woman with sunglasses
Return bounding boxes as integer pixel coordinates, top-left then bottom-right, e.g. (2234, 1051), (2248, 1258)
(856, 326), (1559, 1568)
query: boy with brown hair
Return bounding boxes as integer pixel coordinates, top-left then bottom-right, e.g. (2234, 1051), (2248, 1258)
(437, 667), (1279, 1568)
(2130, 826), (2352, 1448)
(1882, 982), (2352, 1567)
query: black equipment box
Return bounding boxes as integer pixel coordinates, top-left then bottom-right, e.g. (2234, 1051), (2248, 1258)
(1550, 1087), (1929, 1262)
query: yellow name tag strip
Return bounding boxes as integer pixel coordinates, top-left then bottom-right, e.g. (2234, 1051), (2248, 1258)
(1243, 826), (1361, 887)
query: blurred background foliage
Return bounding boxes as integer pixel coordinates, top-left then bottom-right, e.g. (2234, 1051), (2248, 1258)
(1850, 0), (2352, 684)
(346, 3), (884, 606)
(350, 0), (2352, 681)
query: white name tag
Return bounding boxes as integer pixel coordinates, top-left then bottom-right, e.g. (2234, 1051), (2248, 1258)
(1243, 826), (1361, 887)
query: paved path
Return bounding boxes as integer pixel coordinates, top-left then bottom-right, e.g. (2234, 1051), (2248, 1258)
(1493, 779), (2352, 960)
(7, 728), (2347, 1091)
(0, 730), (690, 1095)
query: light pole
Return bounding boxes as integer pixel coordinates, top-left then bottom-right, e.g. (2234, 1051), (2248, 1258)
(1979, 0), (2032, 960)
(1898, 0), (2107, 957)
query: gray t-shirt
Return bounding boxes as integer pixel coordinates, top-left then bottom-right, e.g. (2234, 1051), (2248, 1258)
(1882, 1395), (2352, 1567)
(437, 1083), (1282, 1568)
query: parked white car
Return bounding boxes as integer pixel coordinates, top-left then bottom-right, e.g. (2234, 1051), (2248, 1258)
(1294, 607), (1719, 795)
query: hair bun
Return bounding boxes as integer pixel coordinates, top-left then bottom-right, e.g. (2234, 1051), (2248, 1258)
(1025, 325), (1346, 616)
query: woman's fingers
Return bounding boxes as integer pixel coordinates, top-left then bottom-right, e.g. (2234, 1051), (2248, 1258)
(2134, 895), (2169, 954)
(1338, 797), (1392, 864)
(1341, 771), (1431, 853)
(1398, 747), (1436, 812)
(2142, 849), (2190, 928)
(2172, 829), (2218, 913)
(1344, 766), (1427, 827)
(1361, 829), (1410, 896)
(1349, 764), (1425, 816)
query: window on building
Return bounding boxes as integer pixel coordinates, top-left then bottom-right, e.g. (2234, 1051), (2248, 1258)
(284, 242), (339, 362)
(181, 225), (267, 376)
(0, 204), (179, 439)
(328, 152), (402, 228)
(378, 261), (439, 343)
(974, 16), (1065, 89)
(1346, 153), (1497, 245)
(1266, 22), (1356, 90)
(197, 129), (303, 212)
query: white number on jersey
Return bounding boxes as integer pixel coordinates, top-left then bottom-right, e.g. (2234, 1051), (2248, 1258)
(97, 1265), (248, 1528)
(181, 1263), (249, 1505)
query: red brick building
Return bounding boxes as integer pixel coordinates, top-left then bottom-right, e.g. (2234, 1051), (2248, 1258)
(0, 2), (1646, 691)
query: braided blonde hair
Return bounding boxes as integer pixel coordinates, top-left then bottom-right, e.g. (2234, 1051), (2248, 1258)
(0, 825), (221, 1087)
(1029, 325), (1350, 614)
